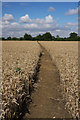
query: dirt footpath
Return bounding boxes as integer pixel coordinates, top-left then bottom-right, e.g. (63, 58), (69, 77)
(23, 44), (72, 119)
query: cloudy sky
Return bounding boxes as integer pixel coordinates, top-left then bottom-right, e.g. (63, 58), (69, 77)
(2, 2), (78, 38)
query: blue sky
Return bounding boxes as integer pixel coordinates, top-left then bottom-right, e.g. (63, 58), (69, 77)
(2, 2), (78, 38)
(2, 0), (79, 2)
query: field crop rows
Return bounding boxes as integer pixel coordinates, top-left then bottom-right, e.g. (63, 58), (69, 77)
(40, 41), (79, 118)
(1, 41), (79, 119)
(2, 41), (41, 119)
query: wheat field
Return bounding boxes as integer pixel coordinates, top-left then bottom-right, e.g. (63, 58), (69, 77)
(2, 41), (41, 119)
(40, 41), (79, 118)
(1, 41), (79, 119)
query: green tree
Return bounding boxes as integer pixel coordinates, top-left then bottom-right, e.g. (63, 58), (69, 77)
(42, 32), (52, 41)
(70, 32), (78, 38)
(52, 36), (55, 41)
(20, 37), (24, 40)
(2, 37), (5, 40)
(12, 37), (19, 40)
(56, 35), (59, 38)
(35, 34), (43, 41)
(24, 33), (32, 40)
(7, 37), (12, 40)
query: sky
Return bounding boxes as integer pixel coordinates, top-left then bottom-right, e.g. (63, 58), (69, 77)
(2, 0), (79, 2)
(2, 2), (79, 38)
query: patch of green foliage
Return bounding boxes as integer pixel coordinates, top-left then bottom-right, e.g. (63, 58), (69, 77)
(16, 67), (21, 72)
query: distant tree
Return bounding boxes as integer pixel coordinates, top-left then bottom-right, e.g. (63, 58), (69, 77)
(56, 35), (61, 41)
(32, 37), (36, 41)
(0, 38), (1, 40)
(20, 37), (24, 40)
(52, 36), (55, 41)
(35, 34), (43, 41)
(69, 32), (78, 38)
(2, 37), (5, 40)
(2, 32), (80, 41)
(24, 33), (32, 40)
(56, 35), (59, 38)
(7, 37), (12, 40)
(42, 32), (52, 41)
(12, 37), (19, 40)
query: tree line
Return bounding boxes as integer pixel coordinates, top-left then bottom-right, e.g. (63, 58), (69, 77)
(1, 32), (80, 41)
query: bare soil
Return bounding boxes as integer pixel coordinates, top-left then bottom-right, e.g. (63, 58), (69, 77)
(23, 44), (72, 119)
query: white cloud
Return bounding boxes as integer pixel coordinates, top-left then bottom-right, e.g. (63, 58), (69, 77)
(23, 23), (38, 29)
(56, 29), (61, 32)
(63, 22), (78, 29)
(2, 20), (10, 25)
(65, 22), (78, 27)
(19, 14), (31, 23)
(11, 22), (20, 27)
(48, 7), (55, 12)
(33, 15), (54, 24)
(33, 18), (45, 24)
(62, 22), (78, 35)
(2, 13), (78, 38)
(3, 14), (14, 21)
(65, 8), (78, 15)
(19, 14), (54, 24)
(45, 15), (54, 23)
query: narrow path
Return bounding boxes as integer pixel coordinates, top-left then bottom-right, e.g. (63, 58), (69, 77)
(23, 44), (71, 119)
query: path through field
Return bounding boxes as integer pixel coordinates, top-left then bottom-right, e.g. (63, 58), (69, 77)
(23, 44), (71, 119)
